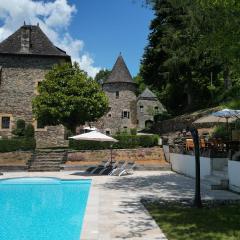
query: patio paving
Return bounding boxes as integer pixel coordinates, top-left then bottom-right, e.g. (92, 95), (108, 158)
(1, 171), (240, 240)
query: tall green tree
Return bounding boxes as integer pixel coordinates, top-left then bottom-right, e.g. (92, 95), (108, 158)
(141, 0), (240, 114)
(33, 63), (109, 133)
(94, 69), (111, 84)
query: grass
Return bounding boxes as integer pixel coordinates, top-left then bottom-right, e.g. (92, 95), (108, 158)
(145, 202), (240, 240)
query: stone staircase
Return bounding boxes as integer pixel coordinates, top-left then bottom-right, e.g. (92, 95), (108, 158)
(204, 166), (229, 190)
(28, 150), (67, 172)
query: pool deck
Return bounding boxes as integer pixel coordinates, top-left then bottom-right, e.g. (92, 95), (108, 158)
(1, 171), (240, 240)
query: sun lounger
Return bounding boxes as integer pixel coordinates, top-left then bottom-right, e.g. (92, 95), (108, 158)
(91, 160), (117, 174)
(85, 159), (111, 173)
(109, 161), (127, 176)
(98, 161), (122, 175)
(111, 162), (136, 176)
(100, 160), (127, 175)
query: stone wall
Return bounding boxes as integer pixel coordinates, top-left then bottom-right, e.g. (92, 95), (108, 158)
(137, 99), (165, 130)
(0, 55), (68, 148)
(96, 82), (137, 134)
(0, 151), (32, 166)
(66, 147), (169, 170)
(152, 107), (221, 134)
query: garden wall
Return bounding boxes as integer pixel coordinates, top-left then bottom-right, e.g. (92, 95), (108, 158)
(152, 107), (220, 134)
(65, 147), (169, 170)
(228, 160), (240, 193)
(170, 153), (211, 178)
(0, 151), (32, 170)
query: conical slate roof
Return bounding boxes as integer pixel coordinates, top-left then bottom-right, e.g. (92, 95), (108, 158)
(138, 88), (158, 100)
(0, 24), (70, 59)
(105, 55), (133, 83)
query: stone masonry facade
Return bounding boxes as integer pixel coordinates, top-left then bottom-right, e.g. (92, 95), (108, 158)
(96, 55), (165, 135)
(0, 24), (70, 148)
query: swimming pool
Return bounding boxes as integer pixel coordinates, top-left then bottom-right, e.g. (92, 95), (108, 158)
(0, 177), (91, 240)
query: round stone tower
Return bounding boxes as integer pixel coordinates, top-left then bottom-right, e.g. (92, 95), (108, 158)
(100, 54), (137, 134)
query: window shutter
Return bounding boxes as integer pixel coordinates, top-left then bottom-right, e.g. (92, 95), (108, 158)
(121, 111), (124, 118)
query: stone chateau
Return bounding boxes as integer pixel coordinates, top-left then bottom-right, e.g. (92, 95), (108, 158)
(96, 55), (165, 135)
(0, 24), (165, 147)
(0, 24), (70, 148)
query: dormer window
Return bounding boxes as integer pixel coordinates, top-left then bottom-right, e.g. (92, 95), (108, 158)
(116, 91), (119, 99)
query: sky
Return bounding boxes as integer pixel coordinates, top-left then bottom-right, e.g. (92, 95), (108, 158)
(0, 0), (154, 77)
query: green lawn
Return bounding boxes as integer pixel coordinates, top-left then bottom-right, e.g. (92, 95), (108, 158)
(145, 202), (240, 240)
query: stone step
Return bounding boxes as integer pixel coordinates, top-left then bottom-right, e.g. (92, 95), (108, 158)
(31, 162), (59, 166)
(31, 159), (63, 162)
(33, 155), (64, 159)
(29, 169), (61, 172)
(28, 151), (66, 172)
(212, 170), (228, 179)
(204, 173), (229, 190)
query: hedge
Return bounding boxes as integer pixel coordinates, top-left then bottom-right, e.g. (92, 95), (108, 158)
(0, 138), (36, 152)
(69, 134), (159, 150)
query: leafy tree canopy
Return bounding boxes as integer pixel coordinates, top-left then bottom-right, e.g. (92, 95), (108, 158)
(94, 69), (111, 84)
(141, 0), (240, 115)
(33, 63), (109, 132)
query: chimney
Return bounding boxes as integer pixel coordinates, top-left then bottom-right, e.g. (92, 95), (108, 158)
(20, 26), (31, 53)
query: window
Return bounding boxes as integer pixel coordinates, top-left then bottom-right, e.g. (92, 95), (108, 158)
(155, 106), (159, 113)
(108, 113), (112, 118)
(116, 91), (119, 99)
(36, 119), (45, 129)
(140, 106), (144, 113)
(1, 116), (10, 129)
(122, 111), (130, 119)
(105, 130), (111, 136)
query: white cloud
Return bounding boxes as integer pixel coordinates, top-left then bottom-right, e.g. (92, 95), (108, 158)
(0, 0), (101, 77)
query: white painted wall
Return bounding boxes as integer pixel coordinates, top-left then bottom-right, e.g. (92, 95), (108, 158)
(228, 160), (240, 192)
(170, 153), (211, 179)
(163, 145), (170, 162)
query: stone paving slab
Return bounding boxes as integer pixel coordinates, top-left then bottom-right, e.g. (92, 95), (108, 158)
(1, 171), (240, 239)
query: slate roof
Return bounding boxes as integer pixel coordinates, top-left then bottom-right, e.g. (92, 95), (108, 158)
(0, 25), (70, 59)
(138, 88), (158, 100)
(105, 55), (134, 84)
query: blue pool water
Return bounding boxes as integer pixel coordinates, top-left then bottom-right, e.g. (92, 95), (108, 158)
(0, 177), (91, 240)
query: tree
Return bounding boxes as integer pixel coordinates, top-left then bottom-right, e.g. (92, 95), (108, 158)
(133, 74), (146, 95)
(94, 69), (111, 84)
(33, 63), (109, 133)
(12, 119), (26, 137)
(141, 0), (240, 114)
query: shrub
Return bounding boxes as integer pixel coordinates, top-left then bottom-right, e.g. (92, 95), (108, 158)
(69, 134), (159, 150)
(113, 134), (139, 149)
(12, 119), (26, 137)
(0, 138), (36, 152)
(130, 128), (137, 135)
(154, 111), (172, 122)
(24, 124), (35, 138)
(211, 125), (229, 140)
(138, 134), (159, 147)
